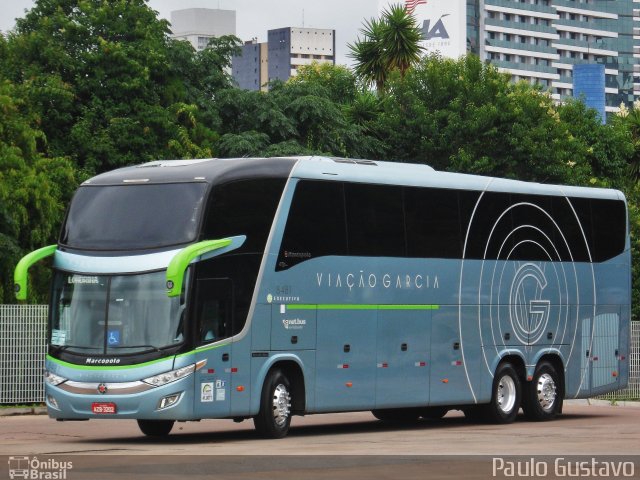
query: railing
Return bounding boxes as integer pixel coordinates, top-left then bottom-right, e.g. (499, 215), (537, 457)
(596, 320), (640, 401)
(0, 305), (47, 404)
(0, 305), (638, 404)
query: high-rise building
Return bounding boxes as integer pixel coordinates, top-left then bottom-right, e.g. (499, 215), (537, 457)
(170, 8), (236, 51)
(232, 27), (336, 90)
(234, 40), (269, 91)
(379, 0), (639, 112)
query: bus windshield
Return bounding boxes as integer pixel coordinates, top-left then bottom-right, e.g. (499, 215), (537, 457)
(50, 271), (187, 355)
(60, 183), (207, 250)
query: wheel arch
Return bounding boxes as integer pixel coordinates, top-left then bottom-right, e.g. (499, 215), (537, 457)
(252, 355), (307, 415)
(492, 351), (527, 383)
(533, 352), (566, 401)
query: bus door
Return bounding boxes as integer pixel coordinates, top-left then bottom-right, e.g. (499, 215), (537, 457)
(192, 278), (233, 418)
(590, 308), (621, 393)
(375, 309), (430, 408)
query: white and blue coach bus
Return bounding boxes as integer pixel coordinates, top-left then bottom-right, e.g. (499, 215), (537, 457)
(15, 157), (631, 438)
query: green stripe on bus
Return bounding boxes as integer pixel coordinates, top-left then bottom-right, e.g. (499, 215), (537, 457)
(46, 342), (230, 370)
(286, 304), (439, 310)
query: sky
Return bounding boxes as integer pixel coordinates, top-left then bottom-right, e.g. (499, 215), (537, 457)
(0, 0), (382, 66)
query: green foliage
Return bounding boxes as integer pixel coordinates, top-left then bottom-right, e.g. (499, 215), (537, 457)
(376, 55), (615, 184)
(3, 0), (240, 174)
(380, 4), (424, 76)
(349, 4), (423, 92)
(214, 64), (385, 159)
(0, 78), (77, 303)
(626, 183), (640, 321)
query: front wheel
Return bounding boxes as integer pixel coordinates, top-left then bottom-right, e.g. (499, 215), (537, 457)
(137, 419), (174, 437)
(523, 361), (562, 421)
(254, 369), (292, 438)
(482, 362), (521, 424)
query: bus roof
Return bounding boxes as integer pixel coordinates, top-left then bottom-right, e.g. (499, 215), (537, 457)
(83, 156), (623, 202)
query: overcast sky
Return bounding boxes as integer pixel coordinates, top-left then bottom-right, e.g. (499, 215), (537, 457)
(0, 0), (382, 65)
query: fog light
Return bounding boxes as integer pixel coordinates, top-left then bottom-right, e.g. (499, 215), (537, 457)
(47, 395), (60, 410)
(158, 393), (181, 410)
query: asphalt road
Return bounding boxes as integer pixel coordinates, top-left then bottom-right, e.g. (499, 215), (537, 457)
(1, 402), (639, 479)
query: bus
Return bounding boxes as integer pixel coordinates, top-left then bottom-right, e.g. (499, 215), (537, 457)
(14, 156), (631, 438)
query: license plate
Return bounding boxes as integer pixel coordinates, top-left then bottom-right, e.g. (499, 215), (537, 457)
(92, 402), (117, 414)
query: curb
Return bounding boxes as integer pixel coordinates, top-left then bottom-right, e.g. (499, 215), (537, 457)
(0, 406), (47, 417)
(565, 399), (640, 408)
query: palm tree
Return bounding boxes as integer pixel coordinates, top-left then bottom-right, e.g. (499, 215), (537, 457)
(348, 4), (424, 92)
(348, 17), (388, 93)
(380, 4), (424, 77)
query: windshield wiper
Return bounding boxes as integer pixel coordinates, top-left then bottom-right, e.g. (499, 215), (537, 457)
(108, 345), (161, 353)
(51, 344), (99, 353)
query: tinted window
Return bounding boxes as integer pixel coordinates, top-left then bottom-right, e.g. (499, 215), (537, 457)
(203, 179), (286, 254)
(194, 278), (233, 344)
(276, 180), (626, 268)
(405, 187), (478, 258)
(551, 196), (592, 262)
(464, 192), (514, 260)
(61, 183), (207, 250)
(277, 181), (347, 271)
(590, 199), (626, 261)
(509, 194), (561, 262)
(195, 254), (261, 336)
(345, 183), (405, 257)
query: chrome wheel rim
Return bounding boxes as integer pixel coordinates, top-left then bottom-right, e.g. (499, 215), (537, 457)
(536, 373), (557, 412)
(272, 383), (291, 427)
(497, 375), (517, 414)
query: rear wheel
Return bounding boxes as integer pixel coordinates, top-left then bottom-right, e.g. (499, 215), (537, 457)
(482, 362), (521, 424)
(523, 361), (562, 421)
(137, 419), (174, 437)
(254, 369), (292, 439)
(372, 408), (421, 424)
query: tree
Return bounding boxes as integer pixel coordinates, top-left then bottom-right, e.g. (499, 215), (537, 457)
(376, 54), (602, 184)
(2, 0), (240, 174)
(213, 64), (385, 159)
(349, 4), (424, 92)
(380, 4), (424, 77)
(348, 17), (388, 93)
(0, 78), (77, 303)
(613, 101), (640, 183)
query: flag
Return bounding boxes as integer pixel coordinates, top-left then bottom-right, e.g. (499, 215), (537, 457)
(405, 0), (427, 14)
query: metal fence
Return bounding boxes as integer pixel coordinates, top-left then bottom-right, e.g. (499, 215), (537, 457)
(0, 305), (48, 404)
(0, 305), (638, 404)
(596, 320), (640, 401)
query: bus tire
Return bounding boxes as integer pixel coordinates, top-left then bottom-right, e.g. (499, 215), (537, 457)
(523, 361), (562, 421)
(483, 362), (521, 424)
(371, 408), (421, 423)
(137, 419), (174, 437)
(253, 369), (292, 439)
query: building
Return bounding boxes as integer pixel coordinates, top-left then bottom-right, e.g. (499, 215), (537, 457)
(232, 27), (336, 90)
(573, 63), (606, 121)
(170, 8), (236, 51)
(379, 0), (639, 112)
(234, 40), (269, 91)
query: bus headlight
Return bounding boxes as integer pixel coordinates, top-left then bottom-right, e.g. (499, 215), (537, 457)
(44, 371), (67, 386)
(143, 362), (202, 387)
